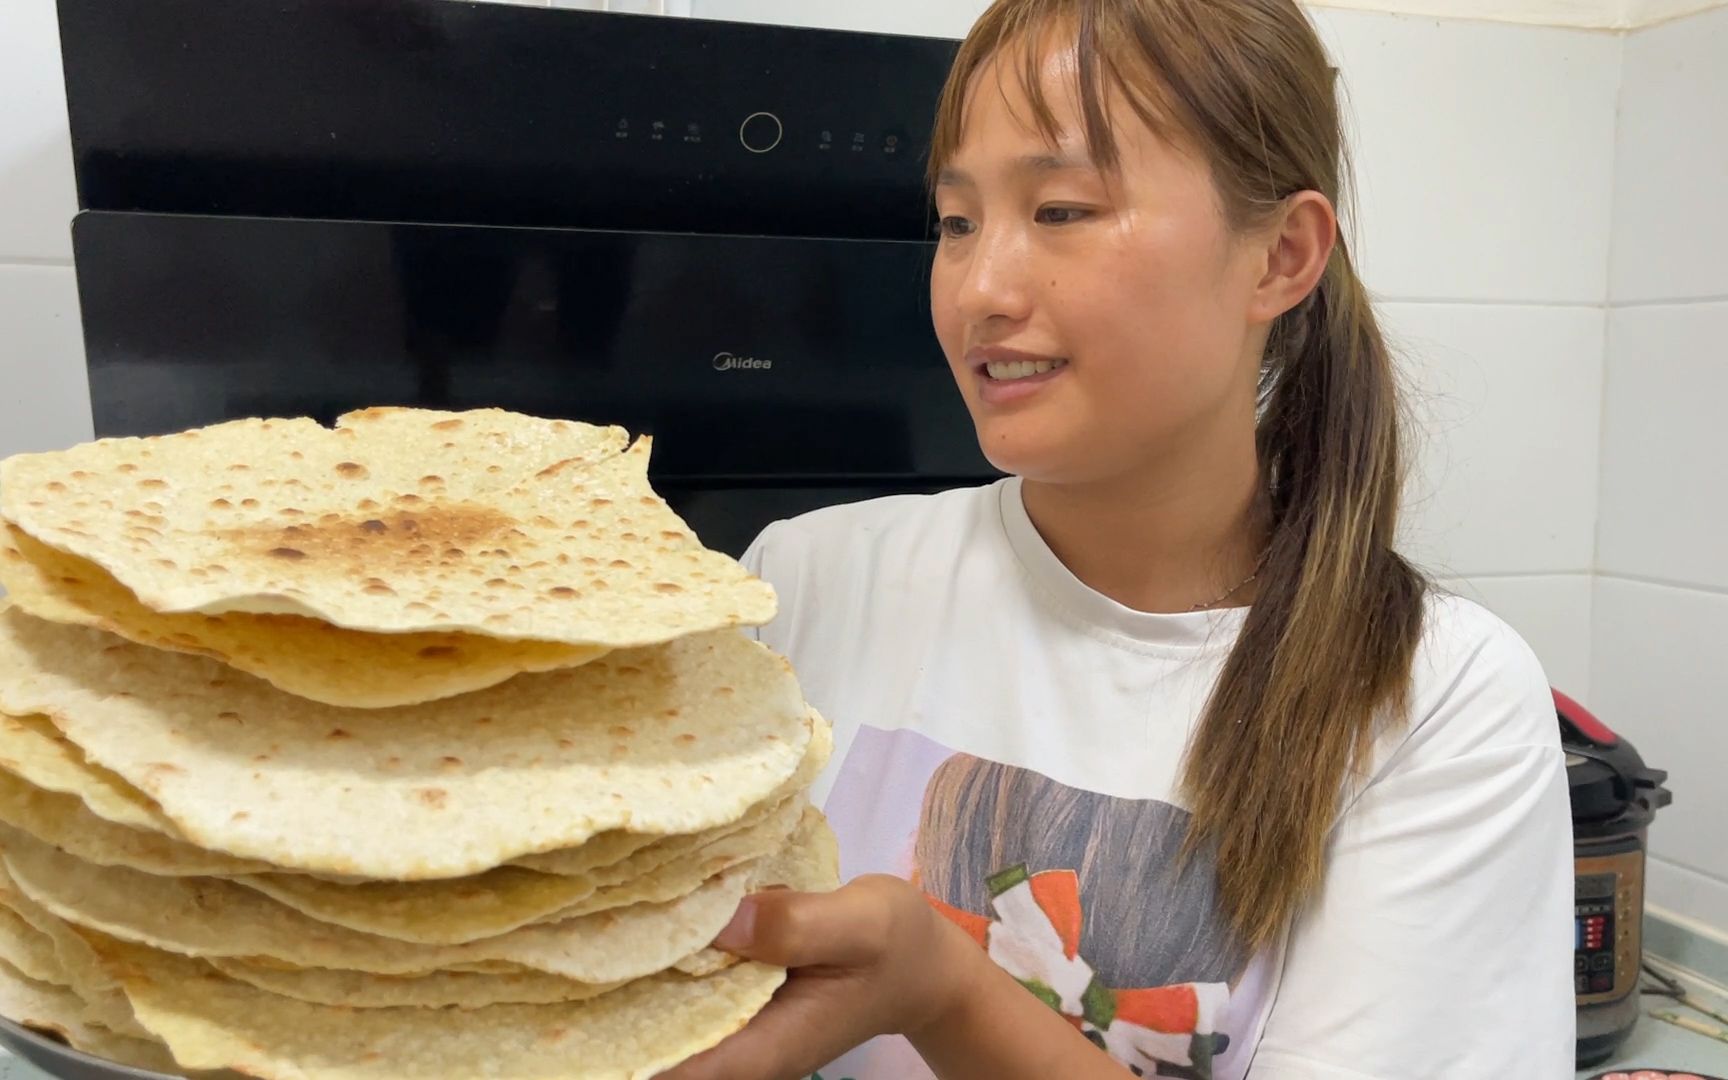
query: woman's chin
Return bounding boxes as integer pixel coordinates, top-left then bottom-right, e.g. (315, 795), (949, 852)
(973, 425), (1089, 483)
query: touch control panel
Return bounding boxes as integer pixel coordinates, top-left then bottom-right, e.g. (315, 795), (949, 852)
(59, 0), (959, 240)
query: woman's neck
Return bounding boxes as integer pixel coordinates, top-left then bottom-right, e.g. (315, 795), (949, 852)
(1020, 445), (1268, 616)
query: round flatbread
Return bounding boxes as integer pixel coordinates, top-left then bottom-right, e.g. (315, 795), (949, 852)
(0, 768), (269, 878)
(206, 959), (629, 1011)
(89, 933), (786, 1080)
(236, 796), (803, 946)
(222, 715), (828, 945)
(0, 523), (609, 709)
(0, 609), (810, 879)
(0, 711), (167, 833)
(0, 408), (775, 646)
(0, 809), (837, 985)
(0, 902), (63, 986)
(512, 708), (831, 877)
(0, 864), (164, 1041)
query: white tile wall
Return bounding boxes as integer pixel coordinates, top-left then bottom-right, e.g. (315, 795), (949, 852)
(1597, 5), (1728, 932)
(1311, 11), (1620, 306)
(0, 265), (92, 458)
(1438, 574), (1594, 696)
(1610, 4), (1728, 303)
(1591, 577), (1728, 931)
(0, 0), (78, 263)
(1597, 302), (1728, 591)
(1648, 857), (1728, 937)
(1386, 302), (1604, 578)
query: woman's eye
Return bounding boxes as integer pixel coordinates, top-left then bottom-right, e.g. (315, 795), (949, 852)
(936, 215), (975, 239)
(1035, 206), (1090, 225)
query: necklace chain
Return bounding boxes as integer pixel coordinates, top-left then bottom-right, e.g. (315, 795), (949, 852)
(1190, 548), (1272, 612)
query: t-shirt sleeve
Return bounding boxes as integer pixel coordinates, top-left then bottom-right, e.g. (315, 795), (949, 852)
(738, 521), (795, 646)
(1250, 615), (1576, 1078)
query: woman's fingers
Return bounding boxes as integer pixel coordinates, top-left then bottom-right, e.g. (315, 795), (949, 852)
(660, 876), (954, 1080)
(712, 879), (896, 968)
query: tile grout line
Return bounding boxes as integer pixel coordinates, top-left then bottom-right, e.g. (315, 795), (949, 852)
(1609, 293), (1728, 308)
(1374, 295), (1608, 309)
(1596, 571), (1728, 597)
(1433, 569), (1595, 581)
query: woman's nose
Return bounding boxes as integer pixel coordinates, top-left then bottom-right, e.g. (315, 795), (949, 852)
(951, 226), (1035, 325)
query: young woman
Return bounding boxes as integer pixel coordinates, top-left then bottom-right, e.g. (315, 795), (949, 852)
(665, 0), (1574, 1076)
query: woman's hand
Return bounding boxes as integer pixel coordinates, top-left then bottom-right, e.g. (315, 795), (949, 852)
(658, 874), (980, 1080)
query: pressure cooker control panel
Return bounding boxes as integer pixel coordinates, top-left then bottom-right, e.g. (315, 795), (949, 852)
(1573, 856), (1644, 1004)
(1575, 872), (1619, 995)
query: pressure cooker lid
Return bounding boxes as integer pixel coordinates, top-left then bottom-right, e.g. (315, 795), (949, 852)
(1556, 689), (1672, 829)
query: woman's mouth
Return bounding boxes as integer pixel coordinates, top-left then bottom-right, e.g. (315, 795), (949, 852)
(968, 348), (1071, 405)
(984, 357), (1069, 381)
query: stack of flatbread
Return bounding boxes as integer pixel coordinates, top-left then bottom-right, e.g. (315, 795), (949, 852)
(0, 407), (836, 1079)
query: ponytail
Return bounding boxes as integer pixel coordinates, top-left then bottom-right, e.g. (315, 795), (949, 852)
(1180, 235), (1425, 949)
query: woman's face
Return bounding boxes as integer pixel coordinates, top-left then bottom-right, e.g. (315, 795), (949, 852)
(930, 46), (1270, 486)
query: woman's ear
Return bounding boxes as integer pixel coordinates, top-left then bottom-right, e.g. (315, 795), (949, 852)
(1248, 190), (1336, 324)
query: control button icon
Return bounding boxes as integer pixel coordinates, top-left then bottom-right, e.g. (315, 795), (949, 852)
(740, 112), (785, 154)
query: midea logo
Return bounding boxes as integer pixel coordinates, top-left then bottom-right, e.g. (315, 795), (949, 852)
(711, 352), (773, 372)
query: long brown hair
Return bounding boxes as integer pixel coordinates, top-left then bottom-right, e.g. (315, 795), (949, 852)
(927, 0), (1427, 950)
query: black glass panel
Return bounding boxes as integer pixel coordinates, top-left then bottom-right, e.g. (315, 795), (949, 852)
(57, 0), (957, 239)
(74, 211), (997, 489)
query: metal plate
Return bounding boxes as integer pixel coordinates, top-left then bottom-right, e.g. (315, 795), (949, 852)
(0, 1017), (179, 1080)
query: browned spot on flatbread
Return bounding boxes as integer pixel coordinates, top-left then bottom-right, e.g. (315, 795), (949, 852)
(335, 462), (369, 480)
(222, 503), (515, 575)
(417, 788), (449, 809)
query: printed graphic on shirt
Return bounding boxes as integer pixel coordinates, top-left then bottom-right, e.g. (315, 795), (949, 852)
(813, 726), (1267, 1080)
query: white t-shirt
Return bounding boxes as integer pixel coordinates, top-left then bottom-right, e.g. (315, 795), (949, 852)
(742, 478), (1576, 1080)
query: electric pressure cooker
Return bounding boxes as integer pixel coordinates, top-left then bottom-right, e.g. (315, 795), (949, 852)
(1560, 689), (1673, 1068)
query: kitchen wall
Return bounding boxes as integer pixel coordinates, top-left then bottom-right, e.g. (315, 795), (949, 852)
(0, 1), (91, 459)
(0, 0), (1719, 927)
(1593, 3), (1728, 936)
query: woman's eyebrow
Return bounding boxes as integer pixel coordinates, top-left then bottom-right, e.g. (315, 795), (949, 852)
(936, 152), (1096, 188)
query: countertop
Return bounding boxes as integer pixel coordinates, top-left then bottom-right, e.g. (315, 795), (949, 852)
(1578, 1008), (1728, 1077)
(0, 1009), (1721, 1078)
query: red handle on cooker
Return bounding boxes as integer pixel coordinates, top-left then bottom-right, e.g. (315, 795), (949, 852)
(1555, 687), (1619, 748)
